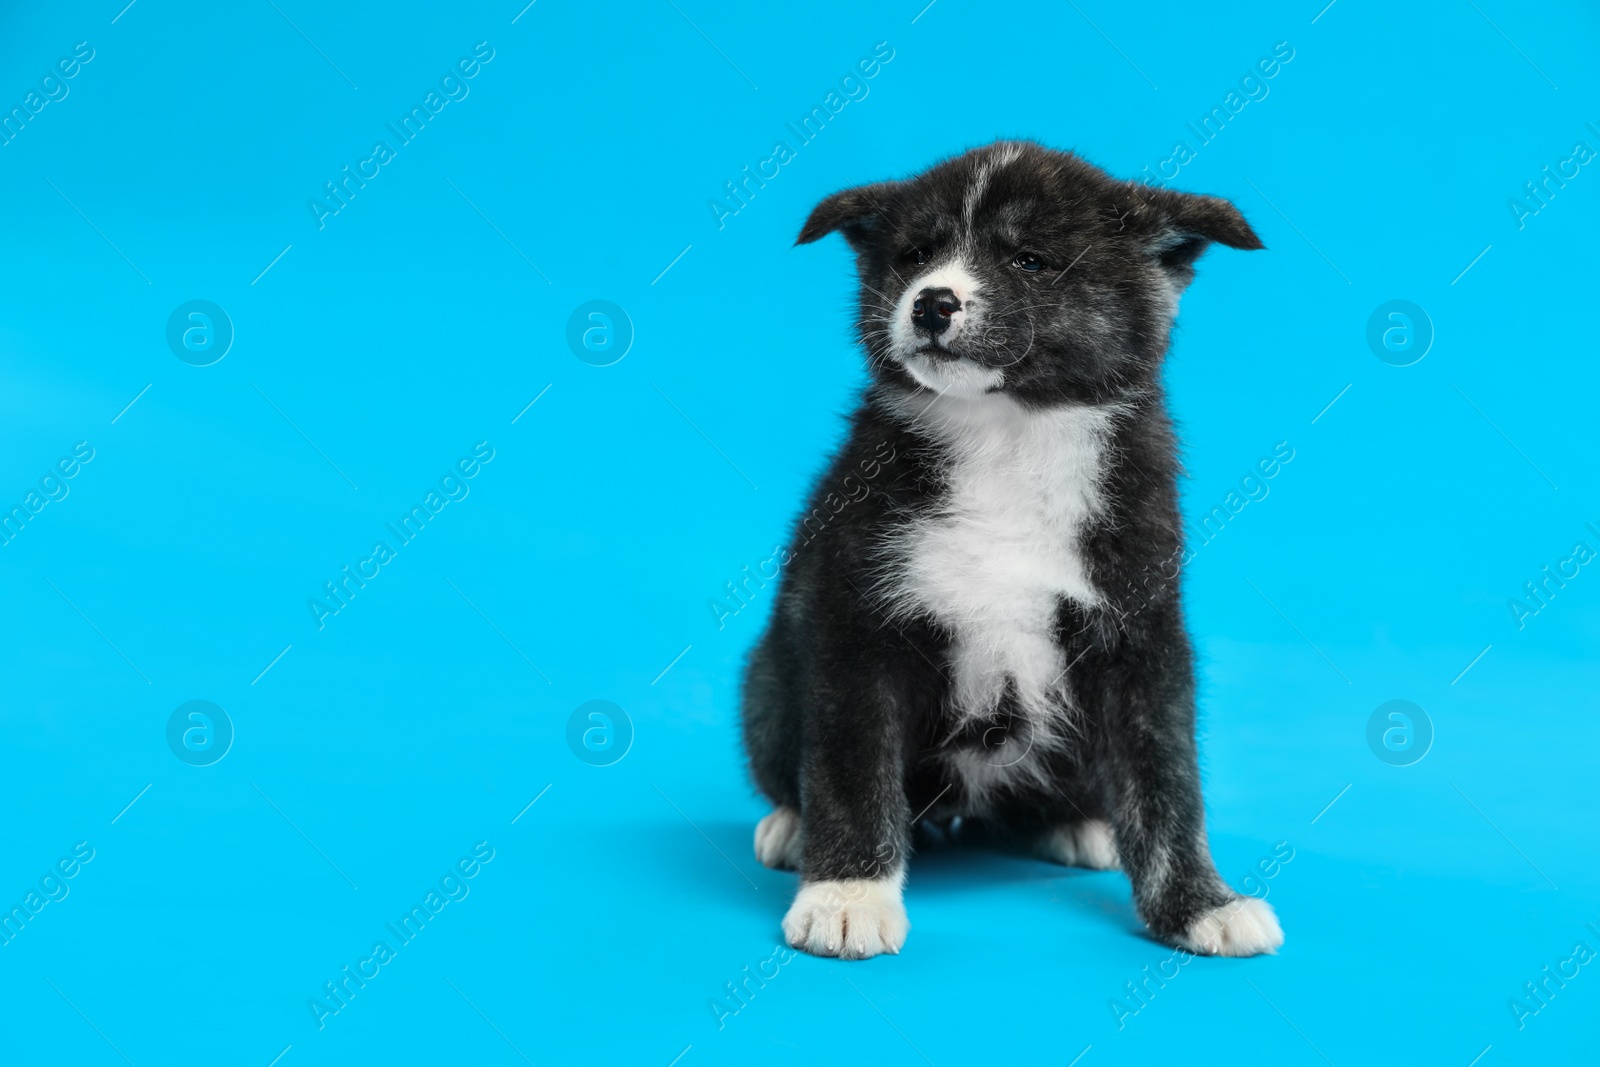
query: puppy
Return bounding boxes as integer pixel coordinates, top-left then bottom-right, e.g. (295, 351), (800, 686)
(741, 140), (1284, 960)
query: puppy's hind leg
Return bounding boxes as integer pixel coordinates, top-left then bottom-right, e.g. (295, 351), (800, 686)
(744, 626), (808, 871)
(754, 806), (803, 870)
(1035, 818), (1120, 870)
(988, 775), (1120, 870)
(741, 623), (802, 810)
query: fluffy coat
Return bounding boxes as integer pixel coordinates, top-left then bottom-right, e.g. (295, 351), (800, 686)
(742, 141), (1283, 959)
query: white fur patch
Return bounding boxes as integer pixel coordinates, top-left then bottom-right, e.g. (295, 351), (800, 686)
(941, 745), (1051, 813)
(962, 164), (991, 229)
(962, 143), (1023, 228)
(1149, 260), (1182, 325)
(1037, 818), (1120, 870)
(782, 876), (909, 959)
(901, 354), (1004, 398)
(1178, 896), (1283, 957)
(754, 807), (803, 870)
(878, 390), (1120, 744)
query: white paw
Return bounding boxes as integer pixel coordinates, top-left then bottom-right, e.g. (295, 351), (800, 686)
(782, 879), (909, 960)
(1178, 895), (1284, 957)
(1037, 819), (1120, 870)
(754, 807), (803, 870)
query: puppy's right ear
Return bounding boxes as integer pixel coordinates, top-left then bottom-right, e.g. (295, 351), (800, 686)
(796, 182), (898, 248)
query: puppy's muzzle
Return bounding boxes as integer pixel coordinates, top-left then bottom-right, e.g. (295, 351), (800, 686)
(911, 287), (961, 338)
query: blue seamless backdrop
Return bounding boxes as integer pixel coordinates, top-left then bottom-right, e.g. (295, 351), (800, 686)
(1, 1), (1597, 1064)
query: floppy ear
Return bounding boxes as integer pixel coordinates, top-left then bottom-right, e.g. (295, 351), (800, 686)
(796, 181), (899, 248)
(1127, 185), (1263, 271)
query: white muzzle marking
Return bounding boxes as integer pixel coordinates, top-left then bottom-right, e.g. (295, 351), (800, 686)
(890, 258), (997, 396)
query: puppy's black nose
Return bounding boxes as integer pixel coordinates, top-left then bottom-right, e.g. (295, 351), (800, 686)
(910, 287), (960, 335)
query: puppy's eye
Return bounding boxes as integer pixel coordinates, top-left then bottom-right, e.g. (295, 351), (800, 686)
(910, 248), (930, 265)
(1012, 252), (1045, 273)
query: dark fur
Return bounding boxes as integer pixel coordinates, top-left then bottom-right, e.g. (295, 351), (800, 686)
(742, 141), (1265, 948)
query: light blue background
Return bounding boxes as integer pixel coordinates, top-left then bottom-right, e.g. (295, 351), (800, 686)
(2, 1), (1597, 1064)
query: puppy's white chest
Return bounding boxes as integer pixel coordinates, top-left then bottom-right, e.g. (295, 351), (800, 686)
(883, 394), (1117, 719)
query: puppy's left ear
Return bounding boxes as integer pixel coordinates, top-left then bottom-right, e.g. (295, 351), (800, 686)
(1125, 185), (1263, 272)
(797, 181), (899, 249)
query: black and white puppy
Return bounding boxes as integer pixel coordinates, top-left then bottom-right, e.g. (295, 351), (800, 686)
(741, 140), (1284, 959)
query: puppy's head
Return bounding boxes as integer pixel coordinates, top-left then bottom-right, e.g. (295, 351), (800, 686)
(798, 141), (1262, 405)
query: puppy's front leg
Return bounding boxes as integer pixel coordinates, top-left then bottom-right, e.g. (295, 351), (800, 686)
(1105, 620), (1284, 957)
(782, 694), (911, 960)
